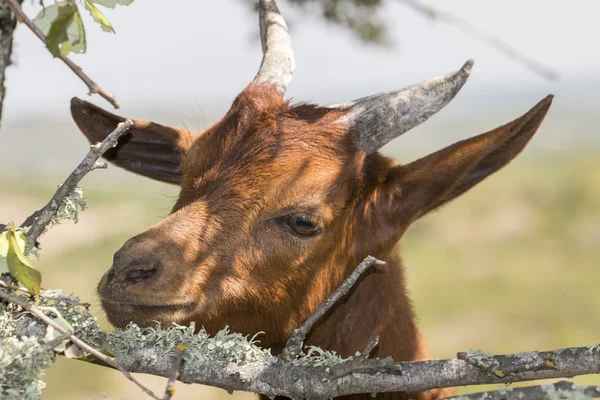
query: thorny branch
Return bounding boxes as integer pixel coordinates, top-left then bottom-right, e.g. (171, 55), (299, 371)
(5, 0), (121, 108)
(19, 119), (133, 253)
(0, 287), (162, 400)
(397, 0), (559, 81)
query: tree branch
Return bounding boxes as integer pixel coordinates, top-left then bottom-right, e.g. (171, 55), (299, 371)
(443, 380), (600, 400)
(5, 0), (120, 108)
(280, 255), (386, 360)
(19, 119), (132, 253)
(0, 278), (90, 307)
(359, 335), (379, 358)
(112, 340), (600, 398)
(2, 258), (600, 398)
(163, 343), (186, 400)
(0, 287), (161, 400)
(397, 0), (559, 81)
(0, 0), (22, 126)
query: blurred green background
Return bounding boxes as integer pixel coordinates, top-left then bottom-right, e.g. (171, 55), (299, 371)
(2, 0), (600, 398)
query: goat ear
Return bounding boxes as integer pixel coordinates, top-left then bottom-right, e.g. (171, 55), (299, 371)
(70, 98), (195, 184)
(389, 95), (553, 222)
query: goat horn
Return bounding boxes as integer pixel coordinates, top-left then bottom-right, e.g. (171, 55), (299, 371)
(252, 0), (296, 93)
(332, 59), (474, 154)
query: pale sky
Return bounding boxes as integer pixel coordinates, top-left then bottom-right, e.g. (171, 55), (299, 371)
(2, 0), (599, 178)
(4, 0), (600, 120)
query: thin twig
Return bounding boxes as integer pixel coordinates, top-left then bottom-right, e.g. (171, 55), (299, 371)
(0, 288), (161, 400)
(442, 380), (600, 400)
(6, 0), (120, 108)
(280, 256), (386, 360)
(360, 335), (379, 359)
(397, 0), (559, 81)
(163, 343), (186, 400)
(20, 119), (133, 253)
(0, 279), (91, 308)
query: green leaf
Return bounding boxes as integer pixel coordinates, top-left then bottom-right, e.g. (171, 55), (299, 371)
(70, 10), (87, 54)
(32, 1), (74, 36)
(34, 2), (87, 57)
(5, 226), (42, 295)
(84, 0), (115, 33)
(0, 228), (27, 274)
(45, 317), (73, 352)
(89, 0), (134, 8)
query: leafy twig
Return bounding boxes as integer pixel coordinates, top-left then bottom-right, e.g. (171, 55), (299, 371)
(397, 0), (559, 81)
(20, 119), (133, 253)
(6, 0), (121, 108)
(0, 287), (161, 400)
(280, 256), (386, 360)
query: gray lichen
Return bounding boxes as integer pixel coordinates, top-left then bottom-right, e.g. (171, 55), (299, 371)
(0, 336), (51, 400)
(542, 382), (593, 400)
(0, 299), (53, 400)
(109, 322), (272, 374)
(0, 287), (348, 399)
(0, 289), (102, 399)
(52, 186), (87, 225)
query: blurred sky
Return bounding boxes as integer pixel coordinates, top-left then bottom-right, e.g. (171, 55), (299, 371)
(2, 0), (600, 178)
(4, 0), (600, 118)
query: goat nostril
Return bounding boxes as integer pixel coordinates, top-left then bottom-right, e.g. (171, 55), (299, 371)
(124, 267), (157, 283)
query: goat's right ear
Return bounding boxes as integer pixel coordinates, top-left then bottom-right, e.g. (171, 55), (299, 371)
(386, 95), (553, 225)
(71, 98), (195, 184)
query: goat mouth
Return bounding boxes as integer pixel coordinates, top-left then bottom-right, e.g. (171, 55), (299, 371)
(101, 299), (197, 314)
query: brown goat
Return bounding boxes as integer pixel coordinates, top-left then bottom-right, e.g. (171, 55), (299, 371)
(69, 1), (552, 399)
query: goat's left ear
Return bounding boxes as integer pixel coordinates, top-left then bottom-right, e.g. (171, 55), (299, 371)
(71, 98), (196, 184)
(388, 95), (553, 223)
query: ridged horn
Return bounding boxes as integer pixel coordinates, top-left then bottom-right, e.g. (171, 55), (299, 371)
(332, 59), (474, 154)
(252, 0), (295, 94)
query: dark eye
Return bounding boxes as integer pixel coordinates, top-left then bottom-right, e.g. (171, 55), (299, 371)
(287, 213), (321, 236)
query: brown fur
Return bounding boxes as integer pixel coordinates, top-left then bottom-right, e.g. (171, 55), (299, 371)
(70, 84), (552, 400)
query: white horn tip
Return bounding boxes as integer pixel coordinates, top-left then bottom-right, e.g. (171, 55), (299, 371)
(464, 59), (475, 72)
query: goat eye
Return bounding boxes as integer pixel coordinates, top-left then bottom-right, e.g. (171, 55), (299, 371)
(287, 213), (320, 236)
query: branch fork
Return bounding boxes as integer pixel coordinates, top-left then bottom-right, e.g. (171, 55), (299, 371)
(19, 119), (132, 252)
(280, 256), (386, 361)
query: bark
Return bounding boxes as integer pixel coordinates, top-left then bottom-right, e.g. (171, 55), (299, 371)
(20, 119), (133, 253)
(0, 0), (21, 126)
(113, 344), (600, 399)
